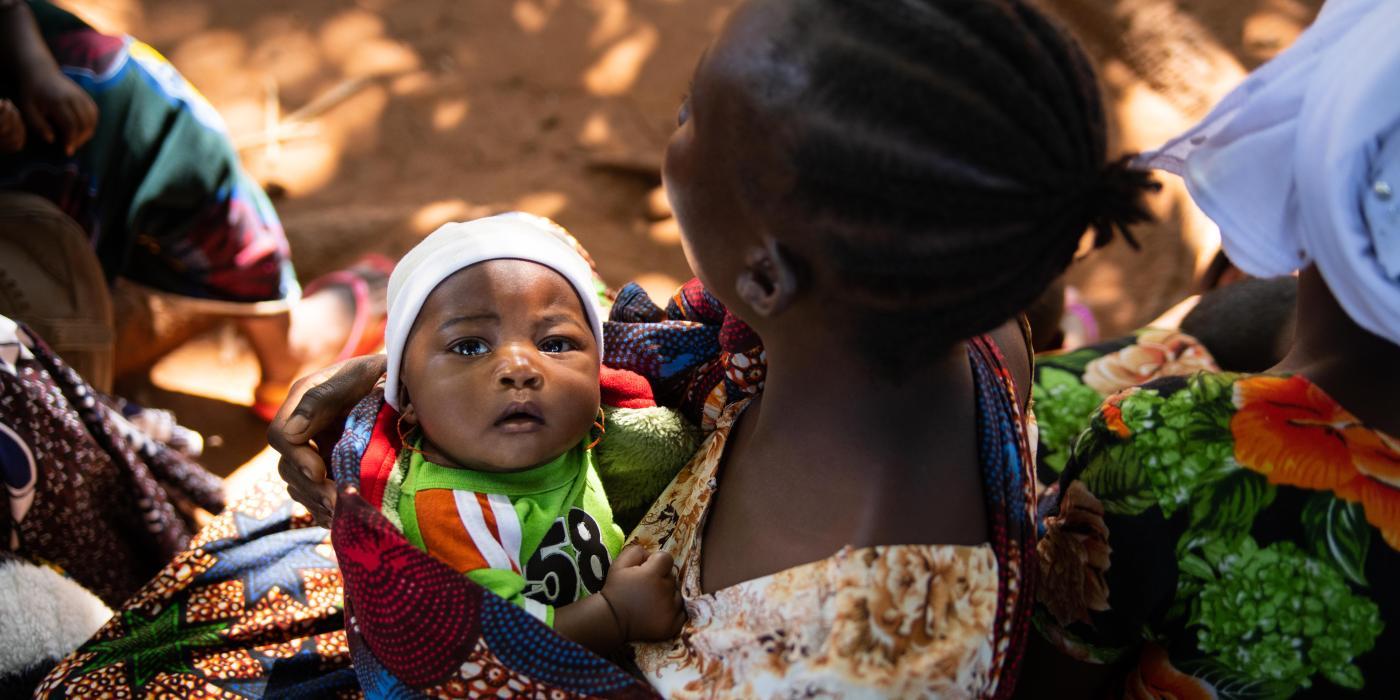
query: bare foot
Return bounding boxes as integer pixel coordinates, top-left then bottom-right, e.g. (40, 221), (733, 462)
(242, 258), (390, 419)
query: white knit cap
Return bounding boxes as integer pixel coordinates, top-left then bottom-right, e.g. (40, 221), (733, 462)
(384, 212), (604, 410)
(1139, 0), (1400, 346)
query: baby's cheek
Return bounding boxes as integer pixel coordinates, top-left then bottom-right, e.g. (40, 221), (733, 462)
(418, 400), (485, 450)
(559, 375), (602, 440)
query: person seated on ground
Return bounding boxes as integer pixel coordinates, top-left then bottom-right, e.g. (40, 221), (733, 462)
(0, 0), (385, 410)
(269, 1), (1156, 696)
(342, 213), (684, 655)
(1021, 1), (1400, 696)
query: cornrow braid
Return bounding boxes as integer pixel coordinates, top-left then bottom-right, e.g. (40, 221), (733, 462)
(740, 0), (1157, 367)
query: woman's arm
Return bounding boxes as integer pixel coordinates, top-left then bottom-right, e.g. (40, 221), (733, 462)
(268, 354), (388, 525)
(0, 0), (97, 155)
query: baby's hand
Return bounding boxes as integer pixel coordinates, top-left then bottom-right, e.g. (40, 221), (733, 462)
(601, 544), (685, 642)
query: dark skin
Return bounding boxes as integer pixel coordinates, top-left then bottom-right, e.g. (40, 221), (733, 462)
(398, 260), (603, 471)
(391, 260), (685, 655)
(1273, 266), (1400, 437)
(0, 1), (98, 155)
(665, 0), (1029, 591)
(271, 0), (1029, 597)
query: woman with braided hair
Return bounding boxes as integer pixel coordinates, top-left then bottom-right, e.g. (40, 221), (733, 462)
(266, 0), (1154, 696)
(282, 0), (1148, 693)
(44, 0), (1154, 696)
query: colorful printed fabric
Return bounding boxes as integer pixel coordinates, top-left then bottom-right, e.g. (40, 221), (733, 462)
(605, 279), (765, 432)
(628, 334), (1039, 699)
(35, 475), (357, 698)
(0, 2), (296, 305)
(1032, 329), (1219, 482)
(35, 408), (669, 698)
(0, 317), (224, 608)
(1034, 371), (1400, 697)
(334, 485), (657, 698)
(326, 388), (661, 697)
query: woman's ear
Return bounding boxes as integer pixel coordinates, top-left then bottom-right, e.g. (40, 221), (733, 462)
(735, 236), (802, 318)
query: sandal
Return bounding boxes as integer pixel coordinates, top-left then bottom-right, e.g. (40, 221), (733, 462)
(249, 254), (393, 422)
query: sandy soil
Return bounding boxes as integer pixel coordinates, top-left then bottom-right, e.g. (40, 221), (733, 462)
(54, 0), (1320, 480)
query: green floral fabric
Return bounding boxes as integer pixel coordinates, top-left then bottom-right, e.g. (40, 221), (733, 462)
(1034, 371), (1399, 698)
(1032, 329), (1220, 482)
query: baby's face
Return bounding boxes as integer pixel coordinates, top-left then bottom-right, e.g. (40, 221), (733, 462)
(399, 259), (601, 471)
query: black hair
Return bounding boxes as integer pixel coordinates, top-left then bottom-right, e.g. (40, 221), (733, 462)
(1180, 276), (1298, 372)
(735, 0), (1157, 365)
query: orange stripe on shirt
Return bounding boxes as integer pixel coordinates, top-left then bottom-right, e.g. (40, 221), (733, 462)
(416, 489), (489, 574)
(475, 492), (519, 573)
(477, 493), (502, 544)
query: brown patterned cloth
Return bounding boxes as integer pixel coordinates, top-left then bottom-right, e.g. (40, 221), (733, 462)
(0, 317), (225, 607)
(34, 475), (356, 698)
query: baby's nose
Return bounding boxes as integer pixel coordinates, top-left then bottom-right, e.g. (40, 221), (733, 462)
(497, 348), (543, 389)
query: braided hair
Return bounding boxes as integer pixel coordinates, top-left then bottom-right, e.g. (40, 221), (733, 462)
(734, 0), (1157, 365)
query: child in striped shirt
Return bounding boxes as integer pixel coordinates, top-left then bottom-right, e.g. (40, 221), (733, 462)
(378, 212), (684, 654)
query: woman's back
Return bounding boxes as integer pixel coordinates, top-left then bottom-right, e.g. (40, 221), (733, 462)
(631, 331), (1033, 698)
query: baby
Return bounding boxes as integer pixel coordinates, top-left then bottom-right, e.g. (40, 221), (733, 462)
(377, 212), (683, 654)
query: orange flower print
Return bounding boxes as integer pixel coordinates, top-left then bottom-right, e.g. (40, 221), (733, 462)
(1123, 643), (1218, 700)
(1232, 375), (1400, 549)
(1102, 403), (1131, 439)
(1100, 388), (1136, 439)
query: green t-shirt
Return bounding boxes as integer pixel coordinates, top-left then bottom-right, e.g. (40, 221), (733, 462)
(397, 442), (623, 627)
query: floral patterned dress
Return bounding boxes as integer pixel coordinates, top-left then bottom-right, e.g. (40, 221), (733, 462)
(1032, 329), (1219, 482)
(1035, 371), (1400, 698)
(628, 400), (1005, 699)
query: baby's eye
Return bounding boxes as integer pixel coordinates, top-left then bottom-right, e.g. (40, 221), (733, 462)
(451, 338), (490, 357)
(539, 337), (577, 354)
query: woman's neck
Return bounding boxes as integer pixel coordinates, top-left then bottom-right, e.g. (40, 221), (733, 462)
(1273, 267), (1400, 435)
(741, 333), (976, 485)
(695, 328), (991, 592)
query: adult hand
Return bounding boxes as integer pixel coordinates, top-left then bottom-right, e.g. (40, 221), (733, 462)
(20, 67), (97, 156)
(268, 354), (387, 526)
(0, 99), (24, 153)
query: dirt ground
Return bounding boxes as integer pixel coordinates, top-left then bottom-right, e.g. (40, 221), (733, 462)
(55, 0), (1321, 480)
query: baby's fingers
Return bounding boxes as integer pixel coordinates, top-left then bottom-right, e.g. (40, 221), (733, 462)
(614, 544), (649, 569)
(640, 549), (675, 577)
